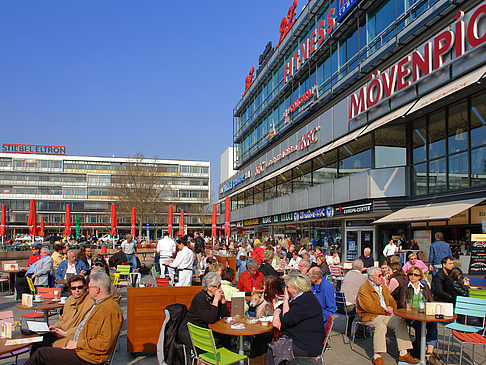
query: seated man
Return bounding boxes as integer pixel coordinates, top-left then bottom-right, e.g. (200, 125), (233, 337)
(340, 259), (367, 336)
(357, 267), (418, 365)
(30, 275), (94, 354)
(431, 256), (454, 303)
(237, 258), (264, 294)
(108, 245), (127, 269)
(15, 247), (53, 298)
(26, 272), (123, 365)
(55, 250), (88, 292)
(358, 247), (374, 270)
(309, 267), (336, 325)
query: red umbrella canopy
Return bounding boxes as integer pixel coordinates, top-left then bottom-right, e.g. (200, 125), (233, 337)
(0, 205), (6, 236)
(131, 208), (136, 237)
(168, 205), (173, 237)
(27, 200), (37, 236)
(39, 216), (45, 237)
(211, 204), (217, 238)
(224, 197), (231, 238)
(110, 203), (117, 236)
(63, 205), (71, 237)
(178, 209), (184, 236)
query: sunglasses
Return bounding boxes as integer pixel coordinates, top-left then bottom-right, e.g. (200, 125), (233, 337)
(70, 285), (85, 290)
(409, 273), (421, 277)
(376, 274), (383, 277)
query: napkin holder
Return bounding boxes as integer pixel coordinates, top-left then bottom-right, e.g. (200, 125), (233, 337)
(0, 322), (12, 338)
(425, 302), (453, 317)
(231, 292), (245, 318)
(22, 293), (34, 307)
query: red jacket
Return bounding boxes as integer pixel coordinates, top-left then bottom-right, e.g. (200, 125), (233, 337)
(27, 254), (41, 267)
(252, 247), (264, 265)
(237, 270), (264, 293)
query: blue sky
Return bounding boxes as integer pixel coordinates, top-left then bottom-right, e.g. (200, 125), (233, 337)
(0, 0), (304, 198)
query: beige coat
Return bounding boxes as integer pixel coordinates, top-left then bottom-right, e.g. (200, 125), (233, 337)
(357, 280), (397, 322)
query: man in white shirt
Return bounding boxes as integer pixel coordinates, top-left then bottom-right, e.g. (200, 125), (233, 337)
(383, 239), (399, 258)
(166, 236), (194, 286)
(157, 232), (176, 278)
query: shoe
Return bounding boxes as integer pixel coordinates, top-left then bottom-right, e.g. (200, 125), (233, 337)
(398, 353), (419, 364)
(372, 357), (385, 365)
(426, 352), (438, 365)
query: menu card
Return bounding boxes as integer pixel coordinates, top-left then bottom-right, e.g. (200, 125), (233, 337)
(469, 234), (486, 274)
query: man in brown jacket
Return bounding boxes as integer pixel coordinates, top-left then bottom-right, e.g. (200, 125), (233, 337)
(25, 271), (123, 365)
(357, 267), (418, 365)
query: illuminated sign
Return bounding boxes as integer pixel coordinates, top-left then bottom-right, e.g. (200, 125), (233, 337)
(2, 144), (66, 155)
(349, 4), (486, 119)
(335, 0), (358, 23)
(284, 8), (335, 83)
(276, 0), (298, 49)
(243, 219), (260, 226)
(283, 83), (319, 122)
(223, 170), (251, 193)
(242, 66), (255, 96)
(255, 127), (319, 176)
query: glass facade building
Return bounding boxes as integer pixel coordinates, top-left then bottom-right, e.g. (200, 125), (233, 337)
(0, 152), (210, 237)
(220, 0), (486, 265)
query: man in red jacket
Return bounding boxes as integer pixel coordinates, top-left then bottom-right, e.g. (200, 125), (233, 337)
(237, 258), (264, 294)
(251, 240), (264, 265)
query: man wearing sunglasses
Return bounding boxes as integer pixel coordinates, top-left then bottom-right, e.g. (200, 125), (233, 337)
(357, 267), (418, 365)
(30, 275), (94, 355)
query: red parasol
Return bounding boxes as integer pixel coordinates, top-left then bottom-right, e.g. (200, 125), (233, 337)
(224, 197), (231, 238)
(110, 203), (117, 236)
(63, 205), (71, 237)
(27, 200), (37, 236)
(0, 205), (6, 236)
(211, 204), (217, 238)
(131, 208), (136, 237)
(39, 216), (45, 237)
(168, 205), (173, 237)
(178, 209), (184, 236)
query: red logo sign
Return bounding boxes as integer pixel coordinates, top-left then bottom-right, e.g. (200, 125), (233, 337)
(276, 0), (298, 49)
(243, 66), (255, 95)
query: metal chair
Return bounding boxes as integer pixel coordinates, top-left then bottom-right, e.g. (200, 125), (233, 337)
(187, 322), (248, 365)
(334, 291), (354, 344)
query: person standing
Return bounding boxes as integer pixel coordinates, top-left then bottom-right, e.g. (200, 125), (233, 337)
(194, 231), (205, 255)
(165, 236), (194, 286)
(428, 232), (452, 276)
(122, 234), (137, 271)
(157, 232), (176, 278)
(383, 240), (399, 258)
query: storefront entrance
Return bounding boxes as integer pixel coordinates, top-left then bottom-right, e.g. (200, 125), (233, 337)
(345, 220), (375, 262)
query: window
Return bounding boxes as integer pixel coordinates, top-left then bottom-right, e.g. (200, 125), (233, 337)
(277, 170), (292, 197)
(314, 150), (338, 185)
(292, 161), (313, 191)
(339, 134), (372, 177)
(471, 91), (486, 148)
(375, 124), (406, 167)
(428, 158), (446, 194)
(448, 101), (468, 154)
(264, 179), (276, 201)
(471, 147), (486, 186)
(448, 152), (468, 190)
(428, 110), (446, 159)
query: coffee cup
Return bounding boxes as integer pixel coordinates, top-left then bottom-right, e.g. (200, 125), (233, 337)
(60, 297), (67, 304)
(35, 295), (43, 302)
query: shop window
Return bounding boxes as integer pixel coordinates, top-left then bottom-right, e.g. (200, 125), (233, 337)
(471, 91), (486, 148)
(448, 152), (469, 190)
(428, 110), (446, 160)
(277, 170), (292, 197)
(314, 150), (338, 185)
(292, 161), (312, 192)
(428, 158), (447, 193)
(375, 124), (406, 168)
(471, 147), (486, 186)
(448, 101), (468, 154)
(412, 163), (427, 195)
(339, 134), (372, 177)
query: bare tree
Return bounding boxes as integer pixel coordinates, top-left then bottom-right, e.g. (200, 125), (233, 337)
(109, 153), (175, 238)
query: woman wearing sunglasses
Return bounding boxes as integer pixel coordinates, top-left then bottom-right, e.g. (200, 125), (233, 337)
(401, 267), (438, 365)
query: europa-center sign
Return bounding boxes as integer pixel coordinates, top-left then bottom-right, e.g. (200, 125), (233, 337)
(2, 143), (66, 155)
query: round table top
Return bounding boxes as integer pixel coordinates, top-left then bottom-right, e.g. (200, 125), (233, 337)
(209, 317), (273, 336)
(0, 268), (24, 273)
(394, 308), (457, 323)
(16, 300), (64, 311)
(0, 333), (38, 356)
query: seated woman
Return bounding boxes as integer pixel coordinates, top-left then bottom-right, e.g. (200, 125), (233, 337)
(268, 272), (325, 364)
(220, 267), (248, 314)
(316, 255), (330, 277)
(30, 275), (94, 355)
(400, 266), (438, 365)
(178, 272), (231, 350)
(388, 263), (408, 308)
(380, 259), (391, 286)
(259, 250), (280, 277)
(402, 253), (428, 275)
(446, 267), (470, 303)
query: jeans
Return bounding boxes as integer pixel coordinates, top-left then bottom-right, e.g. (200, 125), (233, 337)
(126, 253), (137, 271)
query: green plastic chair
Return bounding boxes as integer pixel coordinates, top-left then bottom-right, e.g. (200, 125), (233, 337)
(469, 288), (486, 299)
(187, 322), (248, 365)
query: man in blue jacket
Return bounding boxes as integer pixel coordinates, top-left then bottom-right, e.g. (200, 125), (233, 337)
(428, 232), (452, 276)
(55, 250), (88, 292)
(309, 266), (336, 325)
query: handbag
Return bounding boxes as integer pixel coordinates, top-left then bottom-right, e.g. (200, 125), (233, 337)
(269, 335), (294, 365)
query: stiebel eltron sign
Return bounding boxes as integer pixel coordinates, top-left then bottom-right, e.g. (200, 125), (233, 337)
(349, 3), (486, 119)
(2, 143), (66, 155)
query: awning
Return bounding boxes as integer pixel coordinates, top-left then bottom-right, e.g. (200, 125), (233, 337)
(357, 102), (415, 138)
(374, 197), (484, 224)
(407, 64), (486, 115)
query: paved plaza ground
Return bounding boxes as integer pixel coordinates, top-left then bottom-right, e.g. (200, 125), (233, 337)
(0, 274), (482, 365)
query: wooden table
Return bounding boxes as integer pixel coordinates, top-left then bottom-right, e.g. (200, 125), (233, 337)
(16, 300), (64, 323)
(0, 332), (39, 356)
(395, 308), (456, 365)
(209, 317), (273, 355)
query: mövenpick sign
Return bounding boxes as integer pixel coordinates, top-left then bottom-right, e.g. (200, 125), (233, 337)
(349, 4), (486, 119)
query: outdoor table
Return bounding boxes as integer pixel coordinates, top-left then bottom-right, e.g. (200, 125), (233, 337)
(0, 332), (39, 356)
(209, 317), (273, 355)
(0, 268), (25, 295)
(16, 299), (64, 324)
(395, 308), (456, 365)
